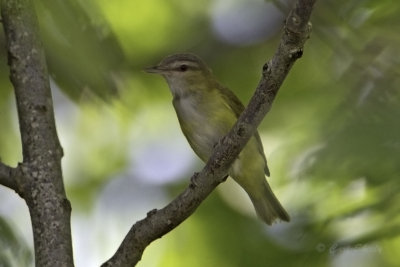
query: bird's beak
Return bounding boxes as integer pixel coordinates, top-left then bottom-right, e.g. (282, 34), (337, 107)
(144, 65), (168, 74)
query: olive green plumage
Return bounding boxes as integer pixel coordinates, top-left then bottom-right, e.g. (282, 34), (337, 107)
(146, 53), (290, 224)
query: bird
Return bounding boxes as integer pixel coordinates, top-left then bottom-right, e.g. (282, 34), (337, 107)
(145, 53), (290, 225)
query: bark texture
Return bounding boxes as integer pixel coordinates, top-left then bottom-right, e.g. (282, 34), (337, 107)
(1, 0), (74, 266)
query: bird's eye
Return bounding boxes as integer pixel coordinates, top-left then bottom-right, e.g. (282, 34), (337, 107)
(179, 64), (188, 72)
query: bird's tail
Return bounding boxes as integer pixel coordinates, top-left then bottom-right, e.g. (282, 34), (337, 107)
(248, 180), (290, 225)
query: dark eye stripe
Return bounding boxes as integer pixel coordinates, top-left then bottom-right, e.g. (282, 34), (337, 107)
(179, 64), (188, 71)
(173, 62), (200, 72)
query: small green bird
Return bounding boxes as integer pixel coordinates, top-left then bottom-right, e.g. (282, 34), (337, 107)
(145, 53), (290, 224)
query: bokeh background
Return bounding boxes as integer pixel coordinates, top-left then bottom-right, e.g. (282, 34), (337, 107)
(1, 0), (399, 266)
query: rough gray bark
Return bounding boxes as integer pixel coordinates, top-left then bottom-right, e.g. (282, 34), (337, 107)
(0, 0), (74, 266)
(102, 0), (316, 266)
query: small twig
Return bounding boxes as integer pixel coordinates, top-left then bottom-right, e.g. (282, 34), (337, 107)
(0, 161), (18, 192)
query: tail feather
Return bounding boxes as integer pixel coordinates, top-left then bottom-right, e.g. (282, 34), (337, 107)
(249, 180), (290, 225)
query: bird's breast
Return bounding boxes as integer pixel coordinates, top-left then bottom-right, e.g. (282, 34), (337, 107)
(173, 93), (237, 160)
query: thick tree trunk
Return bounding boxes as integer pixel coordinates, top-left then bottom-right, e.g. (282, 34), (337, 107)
(1, 0), (74, 265)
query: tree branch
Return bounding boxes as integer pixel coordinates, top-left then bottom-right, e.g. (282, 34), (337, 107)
(0, 161), (18, 192)
(102, 0), (317, 266)
(1, 0), (74, 266)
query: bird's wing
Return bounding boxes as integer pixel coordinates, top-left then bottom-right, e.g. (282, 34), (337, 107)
(217, 83), (270, 177)
(254, 132), (270, 176)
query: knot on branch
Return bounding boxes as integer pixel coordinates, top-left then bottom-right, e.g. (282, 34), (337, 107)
(289, 13), (301, 28)
(190, 172), (200, 188)
(237, 126), (246, 137)
(262, 61), (272, 75)
(289, 48), (304, 59)
(284, 12), (313, 42)
(146, 209), (158, 217)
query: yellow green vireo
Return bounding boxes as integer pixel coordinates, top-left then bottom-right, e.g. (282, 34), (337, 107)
(145, 53), (290, 225)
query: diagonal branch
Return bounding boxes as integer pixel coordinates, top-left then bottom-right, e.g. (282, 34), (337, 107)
(102, 0), (316, 266)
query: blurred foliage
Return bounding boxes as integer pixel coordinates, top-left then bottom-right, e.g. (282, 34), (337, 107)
(0, 0), (400, 266)
(0, 217), (32, 267)
(34, 0), (125, 101)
